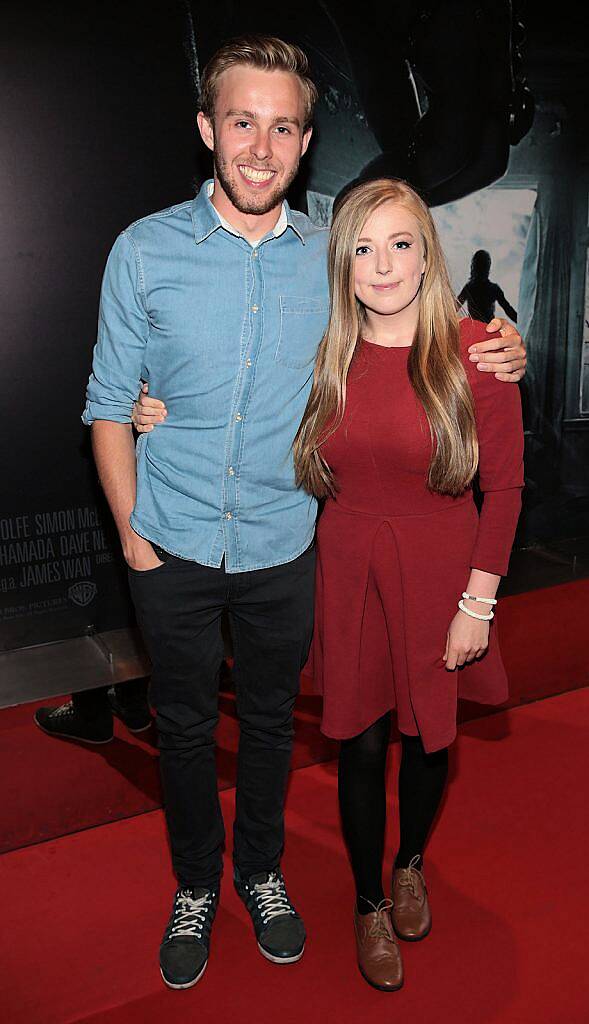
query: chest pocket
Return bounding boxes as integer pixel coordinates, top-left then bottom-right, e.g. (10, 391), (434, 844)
(275, 296), (329, 370)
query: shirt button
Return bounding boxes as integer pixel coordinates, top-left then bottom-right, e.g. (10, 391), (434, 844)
(245, 358), (252, 368)
(225, 511), (232, 520)
(251, 305), (259, 313)
(252, 250), (258, 258)
(228, 467), (235, 476)
(235, 412), (242, 421)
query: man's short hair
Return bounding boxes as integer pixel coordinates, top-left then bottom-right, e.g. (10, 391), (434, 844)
(200, 34), (318, 132)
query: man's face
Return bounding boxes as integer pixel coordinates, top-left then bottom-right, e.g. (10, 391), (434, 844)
(198, 65), (312, 216)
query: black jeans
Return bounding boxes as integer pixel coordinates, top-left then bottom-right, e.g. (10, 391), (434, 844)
(128, 545), (315, 890)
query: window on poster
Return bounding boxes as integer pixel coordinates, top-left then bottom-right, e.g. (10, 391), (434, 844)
(432, 187), (537, 327)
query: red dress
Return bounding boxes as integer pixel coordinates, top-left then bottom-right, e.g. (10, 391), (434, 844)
(309, 318), (524, 752)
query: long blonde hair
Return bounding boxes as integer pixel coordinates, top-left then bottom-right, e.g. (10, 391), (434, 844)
(293, 178), (478, 498)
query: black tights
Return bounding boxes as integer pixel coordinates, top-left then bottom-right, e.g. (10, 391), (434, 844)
(338, 711), (449, 913)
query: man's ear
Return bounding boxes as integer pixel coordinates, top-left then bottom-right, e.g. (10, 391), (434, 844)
(300, 126), (313, 158)
(197, 111), (214, 152)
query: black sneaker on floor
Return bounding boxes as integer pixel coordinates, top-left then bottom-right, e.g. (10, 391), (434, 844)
(108, 690), (153, 733)
(34, 701), (113, 744)
(234, 868), (306, 964)
(160, 887), (218, 989)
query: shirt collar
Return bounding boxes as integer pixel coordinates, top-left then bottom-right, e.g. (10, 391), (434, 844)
(191, 179), (305, 246)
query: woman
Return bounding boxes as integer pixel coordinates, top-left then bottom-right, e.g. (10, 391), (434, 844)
(292, 179), (523, 991)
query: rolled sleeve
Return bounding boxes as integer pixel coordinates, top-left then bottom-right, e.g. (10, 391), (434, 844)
(82, 230), (149, 425)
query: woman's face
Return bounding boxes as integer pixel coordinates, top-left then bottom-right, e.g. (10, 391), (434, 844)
(353, 201), (426, 318)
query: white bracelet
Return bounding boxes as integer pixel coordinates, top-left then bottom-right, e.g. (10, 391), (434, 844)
(458, 599), (494, 621)
(462, 592), (497, 606)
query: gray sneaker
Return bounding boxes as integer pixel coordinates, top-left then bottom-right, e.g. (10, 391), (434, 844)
(159, 887), (218, 989)
(234, 869), (306, 964)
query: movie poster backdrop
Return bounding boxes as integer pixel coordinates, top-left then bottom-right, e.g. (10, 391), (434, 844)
(1, 2), (587, 651)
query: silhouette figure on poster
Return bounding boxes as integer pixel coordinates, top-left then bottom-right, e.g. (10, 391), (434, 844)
(458, 250), (518, 323)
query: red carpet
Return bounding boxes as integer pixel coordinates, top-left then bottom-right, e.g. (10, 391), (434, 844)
(0, 693), (337, 854)
(1, 687), (588, 1024)
(2, 577), (588, 854)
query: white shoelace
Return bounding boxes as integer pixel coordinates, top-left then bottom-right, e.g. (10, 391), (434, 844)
(52, 702), (74, 717)
(170, 891), (212, 939)
(252, 874), (295, 922)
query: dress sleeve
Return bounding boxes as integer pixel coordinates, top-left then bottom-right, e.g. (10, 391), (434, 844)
(460, 318), (524, 576)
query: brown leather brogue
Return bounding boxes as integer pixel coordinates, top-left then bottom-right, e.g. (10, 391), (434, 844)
(391, 856), (432, 941)
(353, 901), (404, 991)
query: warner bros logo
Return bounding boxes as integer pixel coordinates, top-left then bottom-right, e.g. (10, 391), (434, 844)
(68, 581), (98, 607)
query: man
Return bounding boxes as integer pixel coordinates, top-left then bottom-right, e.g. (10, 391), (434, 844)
(83, 35), (526, 989)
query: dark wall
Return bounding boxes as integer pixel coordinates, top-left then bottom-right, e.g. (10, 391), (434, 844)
(0, 1), (200, 649)
(505, 4), (589, 542)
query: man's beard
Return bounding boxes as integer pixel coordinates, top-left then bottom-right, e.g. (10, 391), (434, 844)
(213, 150), (300, 216)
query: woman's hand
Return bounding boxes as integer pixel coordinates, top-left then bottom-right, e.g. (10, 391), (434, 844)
(132, 383), (168, 433)
(443, 610), (489, 670)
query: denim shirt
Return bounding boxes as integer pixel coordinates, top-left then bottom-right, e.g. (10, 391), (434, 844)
(82, 181), (329, 572)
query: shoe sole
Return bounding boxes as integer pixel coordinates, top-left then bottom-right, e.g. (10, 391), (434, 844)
(160, 959), (207, 989)
(33, 718), (113, 744)
(358, 966), (403, 992)
(257, 942), (305, 965)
